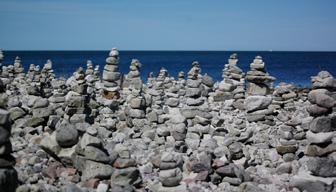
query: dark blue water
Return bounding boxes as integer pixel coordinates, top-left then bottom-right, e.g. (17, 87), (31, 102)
(2, 51), (336, 86)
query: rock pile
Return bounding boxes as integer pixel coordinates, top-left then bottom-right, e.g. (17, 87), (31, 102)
(65, 67), (89, 122)
(272, 83), (297, 111)
(85, 60), (94, 76)
(153, 151), (184, 190)
(13, 56), (25, 78)
(0, 79), (18, 192)
(245, 56), (276, 124)
(213, 53), (245, 110)
(40, 60), (56, 97)
(124, 59), (142, 90)
(1, 49), (336, 192)
(101, 48), (122, 101)
(110, 146), (141, 190)
(290, 71), (336, 191)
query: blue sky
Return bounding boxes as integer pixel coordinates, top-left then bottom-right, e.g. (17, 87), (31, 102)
(0, 0), (335, 51)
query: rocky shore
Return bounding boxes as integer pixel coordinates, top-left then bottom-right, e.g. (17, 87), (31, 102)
(0, 49), (335, 192)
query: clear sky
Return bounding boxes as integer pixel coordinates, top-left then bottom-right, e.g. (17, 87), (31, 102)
(0, 0), (335, 51)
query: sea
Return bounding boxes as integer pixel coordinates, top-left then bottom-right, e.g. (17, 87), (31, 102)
(2, 51), (336, 87)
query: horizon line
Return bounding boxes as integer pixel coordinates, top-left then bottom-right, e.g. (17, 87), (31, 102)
(2, 49), (336, 52)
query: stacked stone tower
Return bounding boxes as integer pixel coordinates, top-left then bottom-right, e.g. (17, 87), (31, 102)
(0, 79), (18, 192)
(101, 48), (122, 100)
(244, 56), (276, 124)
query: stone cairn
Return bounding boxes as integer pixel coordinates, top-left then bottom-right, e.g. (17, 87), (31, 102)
(40, 60), (55, 98)
(49, 78), (67, 116)
(290, 71), (336, 191)
(146, 67), (169, 126)
(124, 59), (142, 90)
(85, 60), (96, 99)
(0, 79), (18, 192)
(85, 60), (94, 76)
(244, 56), (276, 124)
(183, 61), (213, 155)
(272, 82), (297, 111)
(65, 67), (89, 123)
(146, 68), (171, 146)
(101, 48), (122, 102)
(151, 151), (184, 190)
(110, 145), (142, 191)
(13, 56), (25, 78)
(213, 53), (245, 110)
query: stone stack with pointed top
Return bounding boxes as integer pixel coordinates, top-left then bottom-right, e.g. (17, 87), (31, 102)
(110, 145), (142, 190)
(73, 127), (113, 182)
(182, 62), (213, 152)
(65, 67), (89, 123)
(182, 61), (208, 117)
(246, 56), (275, 95)
(85, 60), (94, 76)
(40, 60), (55, 97)
(101, 48), (122, 100)
(305, 71), (336, 158)
(124, 59), (143, 90)
(49, 78), (67, 114)
(146, 68), (169, 125)
(212, 54), (245, 110)
(13, 56), (25, 78)
(125, 88), (147, 128)
(244, 56), (276, 123)
(85, 61), (97, 98)
(0, 79), (18, 192)
(272, 83), (297, 111)
(290, 71), (336, 191)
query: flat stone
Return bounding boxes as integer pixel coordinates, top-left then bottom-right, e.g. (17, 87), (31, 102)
(306, 131), (334, 144)
(81, 160), (113, 181)
(244, 96), (272, 112)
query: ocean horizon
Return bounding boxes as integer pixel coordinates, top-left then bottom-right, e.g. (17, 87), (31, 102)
(2, 50), (336, 87)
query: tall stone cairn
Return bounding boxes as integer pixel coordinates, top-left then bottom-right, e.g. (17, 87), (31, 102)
(13, 56), (25, 78)
(246, 55), (275, 96)
(290, 71), (336, 191)
(0, 79), (18, 192)
(124, 59), (143, 90)
(85, 60), (94, 76)
(244, 56), (276, 123)
(102, 48), (121, 100)
(272, 83), (297, 111)
(214, 53), (245, 109)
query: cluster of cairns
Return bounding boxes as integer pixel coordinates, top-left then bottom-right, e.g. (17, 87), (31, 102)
(0, 48), (336, 192)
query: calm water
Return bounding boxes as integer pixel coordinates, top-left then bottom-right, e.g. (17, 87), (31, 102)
(2, 51), (336, 86)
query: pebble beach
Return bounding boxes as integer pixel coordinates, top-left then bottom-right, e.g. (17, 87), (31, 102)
(0, 48), (336, 192)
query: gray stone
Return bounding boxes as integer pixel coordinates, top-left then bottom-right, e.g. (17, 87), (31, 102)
(83, 146), (110, 163)
(244, 96), (272, 112)
(307, 157), (336, 177)
(60, 184), (82, 192)
(306, 131), (334, 144)
(81, 160), (113, 181)
(55, 122), (79, 147)
(309, 116), (332, 133)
